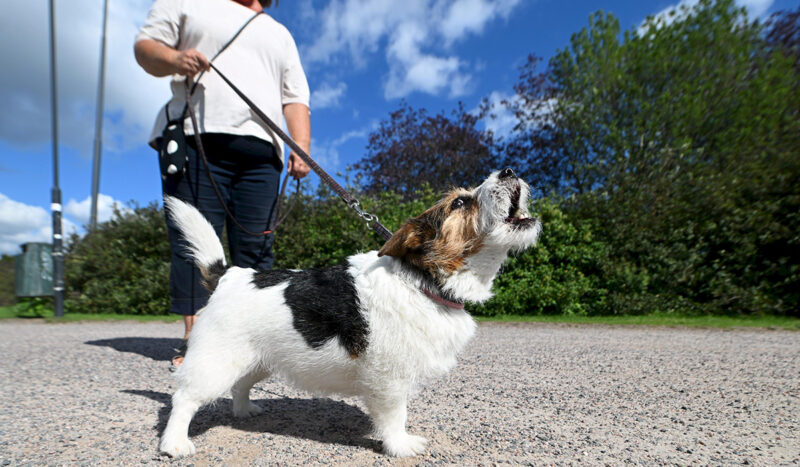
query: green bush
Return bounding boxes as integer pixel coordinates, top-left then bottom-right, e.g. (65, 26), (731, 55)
(64, 202), (171, 315)
(274, 182), (440, 269)
(0, 254), (15, 306)
(471, 199), (610, 316)
(61, 179), (796, 317)
(61, 185), (441, 315)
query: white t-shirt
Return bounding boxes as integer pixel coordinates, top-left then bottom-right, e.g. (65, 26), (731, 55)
(137, 0), (310, 163)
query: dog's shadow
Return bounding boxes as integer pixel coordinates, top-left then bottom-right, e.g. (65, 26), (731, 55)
(85, 337), (182, 361)
(123, 390), (378, 451)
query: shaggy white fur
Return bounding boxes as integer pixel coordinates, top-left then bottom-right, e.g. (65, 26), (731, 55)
(159, 169), (540, 458)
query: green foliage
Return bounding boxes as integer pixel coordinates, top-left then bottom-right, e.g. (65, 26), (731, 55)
(273, 180), (441, 269)
(64, 202), (171, 315)
(14, 297), (53, 317)
(0, 254), (15, 306)
(472, 199), (611, 316)
(61, 182), (443, 315)
(504, 0), (800, 316)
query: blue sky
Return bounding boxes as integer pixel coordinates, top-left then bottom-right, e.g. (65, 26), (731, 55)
(0, 0), (791, 255)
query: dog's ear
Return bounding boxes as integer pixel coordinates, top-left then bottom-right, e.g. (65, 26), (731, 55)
(378, 220), (426, 258)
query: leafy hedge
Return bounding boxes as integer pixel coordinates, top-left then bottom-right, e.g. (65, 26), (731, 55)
(61, 187), (782, 317)
(62, 186), (443, 316)
(0, 255), (15, 306)
(65, 202), (171, 315)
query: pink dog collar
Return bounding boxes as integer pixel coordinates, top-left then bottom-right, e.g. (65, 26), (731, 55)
(421, 287), (465, 309)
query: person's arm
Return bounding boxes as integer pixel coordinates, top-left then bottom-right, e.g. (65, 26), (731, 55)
(134, 38), (209, 77)
(283, 103), (311, 180)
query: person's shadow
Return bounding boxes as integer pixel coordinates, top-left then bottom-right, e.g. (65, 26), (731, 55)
(85, 337), (182, 361)
(123, 389), (378, 451)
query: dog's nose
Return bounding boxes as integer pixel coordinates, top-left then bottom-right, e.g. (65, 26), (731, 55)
(499, 168), (516, 179)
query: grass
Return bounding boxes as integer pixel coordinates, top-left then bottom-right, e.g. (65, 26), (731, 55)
(476, 313), (800, 329)
(1, 303), (797, 329)
(0, 303), (182, 323)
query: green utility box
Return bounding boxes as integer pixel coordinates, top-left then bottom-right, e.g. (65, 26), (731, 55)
(15, 242), (54, 298)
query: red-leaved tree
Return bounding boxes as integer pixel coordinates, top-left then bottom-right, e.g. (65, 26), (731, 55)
(354, 101), (497, 198)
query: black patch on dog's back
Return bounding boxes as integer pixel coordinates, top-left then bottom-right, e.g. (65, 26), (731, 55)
(252, 269), (299, 289)
(251, 264), (368, 357)
(203, 259), (229, 292)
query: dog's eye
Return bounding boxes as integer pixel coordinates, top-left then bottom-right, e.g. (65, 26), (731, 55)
(451, 198), (465, 210)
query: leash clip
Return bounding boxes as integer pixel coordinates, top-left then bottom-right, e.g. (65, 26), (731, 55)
(349, 200), (379, 227)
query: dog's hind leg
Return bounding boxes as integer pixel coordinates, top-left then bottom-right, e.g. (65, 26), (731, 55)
(160, 346), (255, 457)
(231, 369), (269, 418)
(159, 387), (203, 457)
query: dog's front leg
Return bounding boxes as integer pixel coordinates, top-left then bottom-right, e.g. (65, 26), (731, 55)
(366, 392), (428, 457)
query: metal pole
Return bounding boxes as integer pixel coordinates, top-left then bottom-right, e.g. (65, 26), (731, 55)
(90, 0), (109, 230)
(49, 0), (64, 317)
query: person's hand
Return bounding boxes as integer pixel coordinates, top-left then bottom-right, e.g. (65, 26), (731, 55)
(173, 49), (209, 76)
(287, 152), (310, 180)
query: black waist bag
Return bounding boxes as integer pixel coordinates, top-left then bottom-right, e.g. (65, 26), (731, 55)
(157, 12), (262, 182)
(158, 109), (188, 181)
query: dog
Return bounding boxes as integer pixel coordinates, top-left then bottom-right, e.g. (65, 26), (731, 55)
(159, 168), (541, 458)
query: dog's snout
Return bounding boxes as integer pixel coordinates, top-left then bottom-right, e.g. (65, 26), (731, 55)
(499, 168), (516, 179)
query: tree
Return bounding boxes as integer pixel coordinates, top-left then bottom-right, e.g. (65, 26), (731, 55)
(765, 7), (800, 67)
(354, 101), (497, 198)
(503, 0), (800, 314)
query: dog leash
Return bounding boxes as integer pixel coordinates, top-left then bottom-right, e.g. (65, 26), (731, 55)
(188, 70), (469, 308)
(179, 10), (299, 236)
(207, 62), (394, 241)
(185, 86), (298, 236)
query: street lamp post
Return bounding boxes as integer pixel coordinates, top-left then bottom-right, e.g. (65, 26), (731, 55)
(49, 0), (64, 317)
(90, 0), (109, 231)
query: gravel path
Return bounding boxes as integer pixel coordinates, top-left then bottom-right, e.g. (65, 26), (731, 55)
(1, 320), (798, 466)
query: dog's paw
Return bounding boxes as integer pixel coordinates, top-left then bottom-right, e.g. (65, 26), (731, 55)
(233, 401), (264, 418)
(159, 437), (196, 458)
(383, 434), (428, 457)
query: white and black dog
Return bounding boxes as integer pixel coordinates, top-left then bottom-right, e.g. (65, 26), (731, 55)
(159, 168), (541, 458)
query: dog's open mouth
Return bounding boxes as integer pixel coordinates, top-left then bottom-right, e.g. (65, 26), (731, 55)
(504, 183), (536, 227)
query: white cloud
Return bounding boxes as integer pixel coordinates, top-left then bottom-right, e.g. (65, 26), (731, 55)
(440, 0), (521, 45)
(0, 0), (170, 154)
(0, 193), (78, 256)
(302, 0), (523, 99)
(64, 194), (130, 226)
(308, 140), (342, 175)
(311, 81), (348, 109)
(477, 91), (557, 139)
(307, 122), (376, 175)
(332, 126), (373, 147)
(736, 0), (773, 18)
(642, 0), (774, 33)
(479, 92), (519, 138)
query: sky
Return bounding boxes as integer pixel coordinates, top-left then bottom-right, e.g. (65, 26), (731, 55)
(0, 0), (792, 255)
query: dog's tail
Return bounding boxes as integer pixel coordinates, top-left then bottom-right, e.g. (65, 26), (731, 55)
(163, 196), (227, 292)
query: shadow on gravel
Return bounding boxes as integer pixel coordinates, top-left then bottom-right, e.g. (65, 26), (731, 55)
(85, 337), (183, 361)
(123, 389), (378, 452)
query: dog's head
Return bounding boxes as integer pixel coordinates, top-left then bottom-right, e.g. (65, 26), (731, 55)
(378, 168), (541, 302)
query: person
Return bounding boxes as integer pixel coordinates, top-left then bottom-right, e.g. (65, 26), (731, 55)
(134, 0), (311, 369)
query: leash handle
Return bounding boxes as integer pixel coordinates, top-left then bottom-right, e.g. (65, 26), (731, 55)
(168, 11), (263, 121)
(209, 63), (394, 241)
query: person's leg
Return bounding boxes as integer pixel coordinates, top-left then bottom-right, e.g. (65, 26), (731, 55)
(182, 316), (194, 340)
(225, 136), (282, 270)
(162, 134), (233, 366)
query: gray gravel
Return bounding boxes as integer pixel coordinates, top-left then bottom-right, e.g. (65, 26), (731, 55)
(1, 320), (798, 466)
